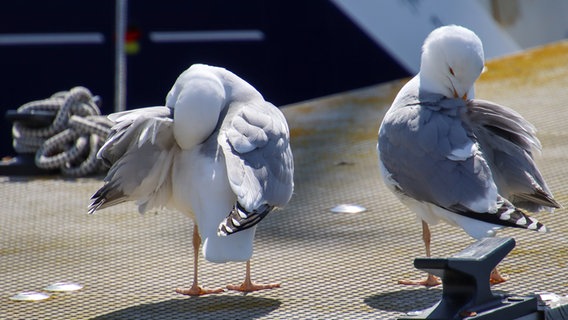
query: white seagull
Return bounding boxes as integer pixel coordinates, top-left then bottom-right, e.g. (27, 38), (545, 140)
(377, 25), (560, 286)
(89, 64), (294, 295)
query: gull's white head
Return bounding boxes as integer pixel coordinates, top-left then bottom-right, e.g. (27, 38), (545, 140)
(419, 25), (484, 100)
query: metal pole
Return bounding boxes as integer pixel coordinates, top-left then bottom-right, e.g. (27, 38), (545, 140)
(114, 0), (127, 112)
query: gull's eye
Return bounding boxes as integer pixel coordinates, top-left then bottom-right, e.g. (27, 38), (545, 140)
(449, 67), (455, 76)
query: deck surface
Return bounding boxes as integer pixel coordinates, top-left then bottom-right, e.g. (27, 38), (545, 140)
(2, 42), (568, 319)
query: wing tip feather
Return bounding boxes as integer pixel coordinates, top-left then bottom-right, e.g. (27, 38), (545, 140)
(217, 202), (274, 236)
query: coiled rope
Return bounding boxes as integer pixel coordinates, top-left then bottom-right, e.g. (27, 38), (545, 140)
(12, 86), (114, 176)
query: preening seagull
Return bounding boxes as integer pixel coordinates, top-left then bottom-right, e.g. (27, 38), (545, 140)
(377, 25), (560, 286)
(89, 64), (294, 295)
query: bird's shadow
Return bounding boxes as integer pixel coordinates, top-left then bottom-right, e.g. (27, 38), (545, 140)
(90, 295), (281, 320)
(364, 288), (443, 313)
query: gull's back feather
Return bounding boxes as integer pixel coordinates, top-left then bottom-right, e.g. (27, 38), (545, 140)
(466, 99), (561, 212)
(89, 106), (177, 214)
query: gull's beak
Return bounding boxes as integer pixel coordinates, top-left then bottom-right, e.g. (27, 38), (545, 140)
(452, 88), (467, 100)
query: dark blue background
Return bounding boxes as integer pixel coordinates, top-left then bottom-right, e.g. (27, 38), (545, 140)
(0, 0), (408, 156)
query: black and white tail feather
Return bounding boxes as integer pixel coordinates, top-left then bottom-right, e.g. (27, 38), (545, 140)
(218, 202), (274, 236)
(451, 196), (548, 233)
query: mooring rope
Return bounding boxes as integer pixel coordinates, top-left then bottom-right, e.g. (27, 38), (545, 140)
(11, 86), (113, 176)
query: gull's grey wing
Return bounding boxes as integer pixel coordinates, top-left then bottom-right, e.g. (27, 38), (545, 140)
(89, 106), (177, 214)
(378, 95), (544, 230)
(217, 100), (294, 235)
(99, 106), (173, 165)
(379, 97), (497, 212)
(466, 99), (561, 211)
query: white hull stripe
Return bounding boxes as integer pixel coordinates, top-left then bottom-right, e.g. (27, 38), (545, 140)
(149, 30), (265, 43)
(0, 33), (105, 46)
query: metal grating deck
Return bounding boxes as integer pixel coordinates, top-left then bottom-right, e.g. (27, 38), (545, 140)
(1, 41), (568, 319)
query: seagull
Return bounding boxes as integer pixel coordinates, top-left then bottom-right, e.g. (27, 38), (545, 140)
(377, 25), (560, 286)
(88, 64), (294, 295)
